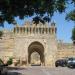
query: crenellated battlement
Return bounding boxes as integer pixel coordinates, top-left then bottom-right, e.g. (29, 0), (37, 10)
(0, 21), (75, 67)
(13, 21), (56, 35)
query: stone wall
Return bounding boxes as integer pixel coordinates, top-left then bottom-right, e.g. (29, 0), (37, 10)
(56, 43), (75, 59)
(0, 22), (75, 67)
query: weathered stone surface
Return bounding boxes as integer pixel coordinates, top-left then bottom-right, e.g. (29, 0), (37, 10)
(0, 22), (75, 67)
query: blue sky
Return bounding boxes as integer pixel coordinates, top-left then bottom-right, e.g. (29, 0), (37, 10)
(52, 12), (74, 43)
(51, 4), (75, 43)
(0, 4), (75, 43)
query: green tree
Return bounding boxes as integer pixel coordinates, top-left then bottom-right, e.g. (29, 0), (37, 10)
(0, 0), (75, 26)
(66, 10), (75, 44)
(7, 57), (13, 65)
(72, 27), (75, 44)
(66, 10), (75, 21)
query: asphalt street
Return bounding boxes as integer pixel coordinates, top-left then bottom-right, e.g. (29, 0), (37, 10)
(7, 66), (75, 75)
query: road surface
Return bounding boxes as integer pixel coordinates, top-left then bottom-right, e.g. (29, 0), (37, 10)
(8, 66), (75, 75)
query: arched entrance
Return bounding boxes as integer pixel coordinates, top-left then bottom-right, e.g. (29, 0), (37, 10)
(28, 41), (45, 66)
(31, 52), (41, 65)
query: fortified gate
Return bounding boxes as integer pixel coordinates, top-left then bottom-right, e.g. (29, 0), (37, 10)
(0, 21), (75, 67)
(13, 21), (57, 66)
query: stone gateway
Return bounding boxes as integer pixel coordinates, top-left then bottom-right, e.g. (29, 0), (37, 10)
(0, 21), (75, 67)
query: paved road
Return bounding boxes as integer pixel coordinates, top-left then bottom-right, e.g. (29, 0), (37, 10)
(7, 66), (75, 75)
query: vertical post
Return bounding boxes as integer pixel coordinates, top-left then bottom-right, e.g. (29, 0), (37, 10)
(18, 27), (19, 33)
(30, 27), (31, 34)
(49, 28), (50, 34)
(31, 27), (33, 34)
(23, 27), (25, 34)
(14, 28), (16, 33)
(35, 27), (36, 34)
(46, 28), (47, 34)
(37, 28), (39, 34)
(40, 27), (42, 34)
(15, 27), (17, 34)
(39, 28), (41, 34)
(47, 28), (49, 34)
(50, 28), (52, 34)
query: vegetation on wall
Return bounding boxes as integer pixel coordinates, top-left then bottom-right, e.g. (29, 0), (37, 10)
(7, 57), (13, 65)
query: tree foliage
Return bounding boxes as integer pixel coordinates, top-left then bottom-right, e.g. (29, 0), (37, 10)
(0, 0), (75, 26)
(66, 9), (75, 43)
(33, 16), (51, 24)
(0, 0), (75, 43)
(7, 57), (13, 65)
(0, 0), (69, 25)
(66, 10), (75, 21)
(72, 27), (75, 44)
